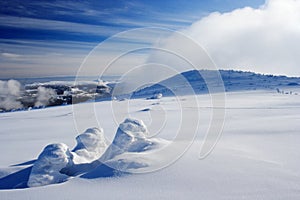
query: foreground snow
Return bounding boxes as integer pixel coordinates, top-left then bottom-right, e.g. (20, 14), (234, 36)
(0, 90), (300, 199)
(7, 118), (167, 188)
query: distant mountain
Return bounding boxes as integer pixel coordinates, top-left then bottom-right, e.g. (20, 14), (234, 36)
(132, 70), (300, 98)
(0, 80), (113, 112)
(1, 70), (299, 112)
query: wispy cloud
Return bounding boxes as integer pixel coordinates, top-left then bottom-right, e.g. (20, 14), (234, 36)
(0, 0), (267, 78)
(0, 0), (198, 36)
(1, 52), (21, 59)
(0, 15), (126, 37)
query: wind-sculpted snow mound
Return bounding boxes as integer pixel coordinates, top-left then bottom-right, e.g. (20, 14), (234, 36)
(72, 127), (108, 164)
(100, 118), (160, 161)
(4, 118), (167, 189)
(27, 143), (73, 187)
(83, 118), (168, 176)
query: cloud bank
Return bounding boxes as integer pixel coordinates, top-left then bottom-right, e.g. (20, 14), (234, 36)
(184, 0), (300, 76)
(0, 80), (23, 111)
(0, 80), (58, 111)
(35, 87), (57, 107)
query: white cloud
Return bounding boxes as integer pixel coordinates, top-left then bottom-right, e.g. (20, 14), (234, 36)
(0, 39), (97, 78)
(182, 0), (300, 76)
(1, 52), (21, 59)
(0, 80), (23, 110)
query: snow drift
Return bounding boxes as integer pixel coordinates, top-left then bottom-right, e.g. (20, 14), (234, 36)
(27, 143), (73, 187)
(100, 118), (158, 161)
(25, 118), (165, 187)
(72, 127), (108, 163)
(83, 118), (167, 175)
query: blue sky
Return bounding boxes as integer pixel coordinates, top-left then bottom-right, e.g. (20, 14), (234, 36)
(0, 0), (265, 78)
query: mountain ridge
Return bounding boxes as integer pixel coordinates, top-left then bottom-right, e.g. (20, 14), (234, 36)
(132, 69), (300, 98)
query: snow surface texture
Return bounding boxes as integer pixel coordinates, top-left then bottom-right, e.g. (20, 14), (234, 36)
(147, 93), (163, 100)
(1, 88), (300, 199)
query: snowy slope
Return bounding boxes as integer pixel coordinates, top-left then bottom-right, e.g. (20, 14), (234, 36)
(133, 70), (300, 98)
(0, 89), (300, 199)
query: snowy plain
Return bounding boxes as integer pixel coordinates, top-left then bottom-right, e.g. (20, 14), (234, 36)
(0, 89), (300, 199)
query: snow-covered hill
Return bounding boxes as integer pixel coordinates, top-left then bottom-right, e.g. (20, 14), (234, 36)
(133, 70), (300, 98)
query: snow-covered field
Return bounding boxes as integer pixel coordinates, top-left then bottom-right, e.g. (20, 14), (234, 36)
(1, 89), (300, 199)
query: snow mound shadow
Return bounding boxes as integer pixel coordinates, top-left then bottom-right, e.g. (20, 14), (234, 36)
(0, 118), (166, 190)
